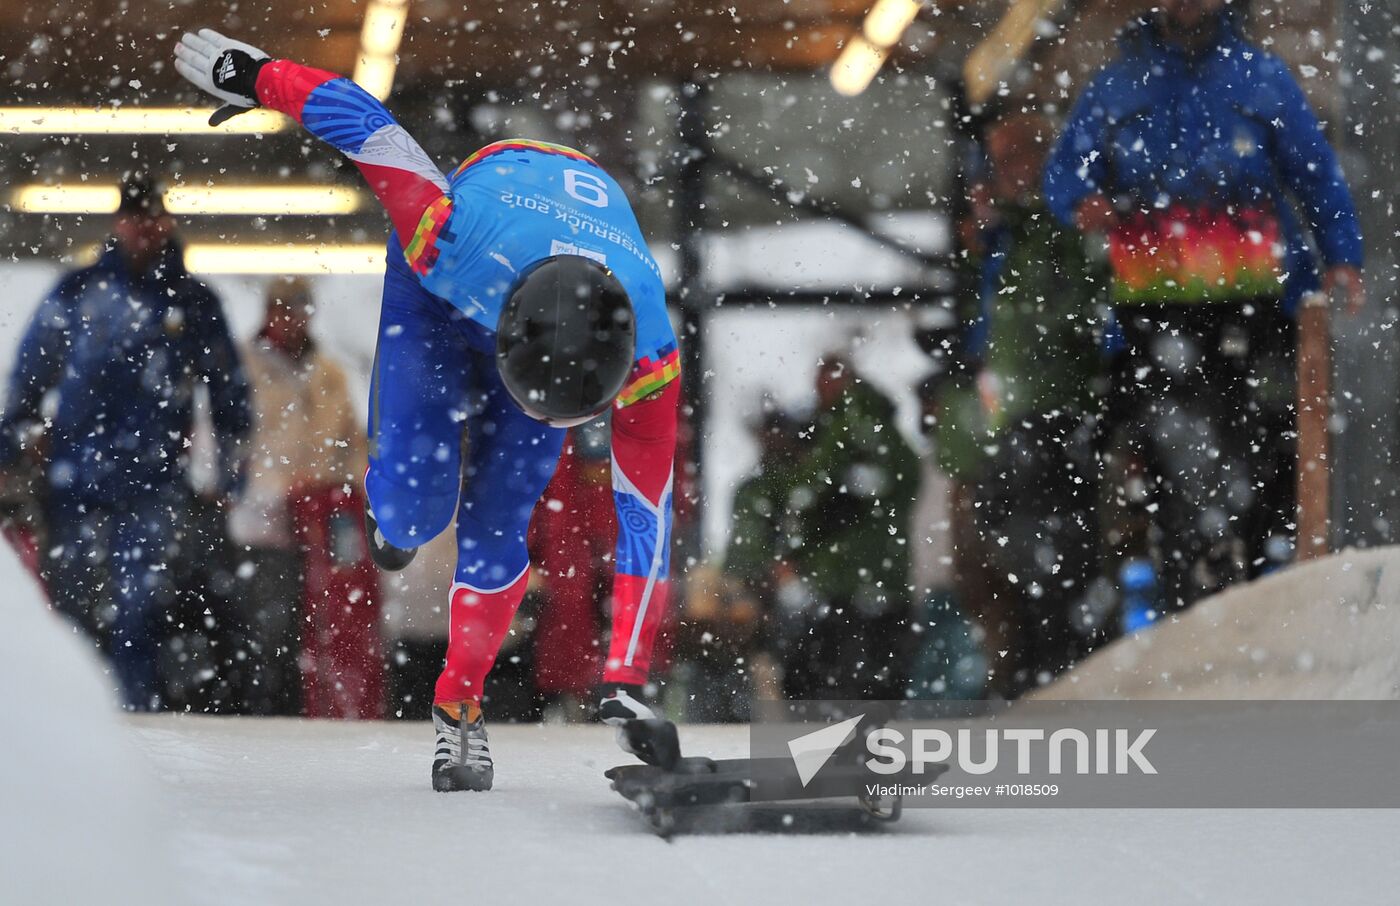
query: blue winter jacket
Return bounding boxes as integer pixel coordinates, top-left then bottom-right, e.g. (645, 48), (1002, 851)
(0, 243), (251, 502)
(1043, 14), (1362, 314)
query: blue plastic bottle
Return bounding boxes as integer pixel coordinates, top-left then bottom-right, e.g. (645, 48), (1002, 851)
(1119, 557), (1160, 633)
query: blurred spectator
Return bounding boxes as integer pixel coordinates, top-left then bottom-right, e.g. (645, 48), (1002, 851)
(785, 356), (920, 699)
(0, 173), (250, 709)
(964, 111), (1105, 695)
(289, 482), (383, 719)
(528, 420), (613, 711)
(918, 304), (1008, 698)
(723, 407), (803, 606)
(228, 278), (367, 714)
(676, 406), (801, 721)
(673, 564), (769, 721)
(906, 370), (986, 702)
(906, 306), (962, 622)
(1044, 1), (1363, 611)
(157, 493), (252, 714)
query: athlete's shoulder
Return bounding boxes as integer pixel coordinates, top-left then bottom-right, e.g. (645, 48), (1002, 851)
(421, 138), (664, 318)
(449, 138), (603, 182)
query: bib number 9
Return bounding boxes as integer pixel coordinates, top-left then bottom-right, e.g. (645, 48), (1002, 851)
(564, 169), (609, 208)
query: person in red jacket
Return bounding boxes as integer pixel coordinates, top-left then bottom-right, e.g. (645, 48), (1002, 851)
(530, 422), (614, 704)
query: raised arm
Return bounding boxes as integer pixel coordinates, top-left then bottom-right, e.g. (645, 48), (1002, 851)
(1043, 75), (1113, 229)
(1261, 55), (1364, 311)
(175, 30), (452, 271)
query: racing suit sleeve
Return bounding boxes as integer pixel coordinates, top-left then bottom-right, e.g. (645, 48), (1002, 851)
(1266, 60), (1364, 268)
(253, 60), (455, 274)
(1043, 76), (1112, 228)
(604, 377), (680, 686)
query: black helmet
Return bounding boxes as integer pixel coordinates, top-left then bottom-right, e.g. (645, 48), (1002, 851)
(496, 255), (636, 427)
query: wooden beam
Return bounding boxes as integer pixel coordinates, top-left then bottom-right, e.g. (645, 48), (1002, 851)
(963, 0), (1066, 105)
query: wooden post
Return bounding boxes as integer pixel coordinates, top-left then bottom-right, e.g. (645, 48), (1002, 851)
(1295, 292), (1331, 561)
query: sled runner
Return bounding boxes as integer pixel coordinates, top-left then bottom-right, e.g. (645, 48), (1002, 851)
(606, 748), (946, 837)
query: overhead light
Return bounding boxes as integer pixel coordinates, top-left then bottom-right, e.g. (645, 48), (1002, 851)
(830, 0), (921, 97)
(184, 243), (387, 275)
(354, 0), (410, 100)
(165, 185), (363, 215)
(11, 184), (364, 215)
(361, 0), (410, 56)
(10, 185), (122, 214)
(864, 0), (922, 48)
(830, 36), (890, 97)
(0, 106), (288, 135)
(354, 56), (399, 102)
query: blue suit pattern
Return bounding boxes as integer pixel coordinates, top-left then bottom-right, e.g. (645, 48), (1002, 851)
(367, 143), (676, 594)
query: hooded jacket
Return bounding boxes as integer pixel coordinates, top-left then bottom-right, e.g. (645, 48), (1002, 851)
(0, 243), (250, 501)
(1043, 13), (1362, 313)
(228, 333), (364, 549)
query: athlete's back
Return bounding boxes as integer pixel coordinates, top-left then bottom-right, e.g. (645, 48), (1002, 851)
(409, 142), (675, 402)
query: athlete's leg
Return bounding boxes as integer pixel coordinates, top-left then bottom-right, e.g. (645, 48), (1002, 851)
(434, 359), (566, 704)
(365, 238), (470, 549)
(602, 380), (680, 687)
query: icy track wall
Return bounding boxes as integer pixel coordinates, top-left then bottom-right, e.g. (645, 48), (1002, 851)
(0, 544), (186, 904)
(1039, 547), (1400, 700)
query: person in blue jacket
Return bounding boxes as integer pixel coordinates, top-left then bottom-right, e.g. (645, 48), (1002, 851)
(1043, 0), (1363, 611)
(0, 174), (251, 709)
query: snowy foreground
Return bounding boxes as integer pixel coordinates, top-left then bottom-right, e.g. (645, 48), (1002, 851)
(41, 717), (1400, 904)
(6, 541), (1400, 905)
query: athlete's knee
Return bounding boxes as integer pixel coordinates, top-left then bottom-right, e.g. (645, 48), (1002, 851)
(464, 443), (560, 510)
(366, 465), (457, 548)
(453, 509), (531, 591)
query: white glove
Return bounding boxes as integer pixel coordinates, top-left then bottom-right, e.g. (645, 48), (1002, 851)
(174, 29), (271, 126)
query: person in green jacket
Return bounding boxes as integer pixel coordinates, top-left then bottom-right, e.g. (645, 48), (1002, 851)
(950, 111), (1108, 696)
(723, 409), (804, 601)
(785, 355), (921, 699)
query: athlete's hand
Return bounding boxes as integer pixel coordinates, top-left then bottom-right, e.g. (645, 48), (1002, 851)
(174, 29), (271, 126)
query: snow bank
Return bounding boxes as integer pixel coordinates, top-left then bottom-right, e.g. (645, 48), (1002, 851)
(0, 547), (186, 905)
(1042, 546), (1400, 699)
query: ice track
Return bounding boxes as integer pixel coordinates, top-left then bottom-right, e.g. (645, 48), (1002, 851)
(6, 538), (1400, 905)
(123, 717), (1400, 906)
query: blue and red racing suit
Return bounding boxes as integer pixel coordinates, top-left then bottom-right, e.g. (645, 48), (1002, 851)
(254, 61), (678, 698)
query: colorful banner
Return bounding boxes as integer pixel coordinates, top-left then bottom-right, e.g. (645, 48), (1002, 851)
(1109, 204), (1284, 304)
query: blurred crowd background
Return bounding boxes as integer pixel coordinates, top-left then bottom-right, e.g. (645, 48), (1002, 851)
(0, 0), (1394, 719)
